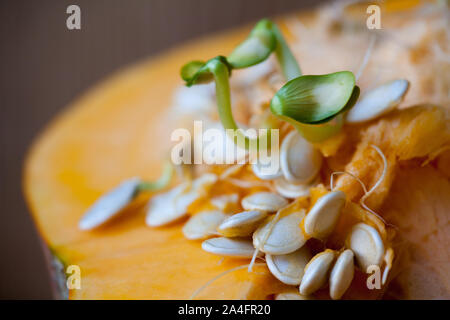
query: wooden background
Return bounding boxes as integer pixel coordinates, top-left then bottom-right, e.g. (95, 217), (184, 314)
(0, 0), (326, 298)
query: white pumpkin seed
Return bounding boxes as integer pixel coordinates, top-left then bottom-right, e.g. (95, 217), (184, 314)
(299, 249), (336, 295)
(304, 191), (346, 239)
(145, 183), (188, 227)
(275, 292), (312, 300)
(201, 237), (260, 258)
(210, 193), (239, 212)
(217, 210), (268, 237)
(79, 177), (141, 230)
(251, 161), (282, 180)
(242, 192), (288, 212)
(182, 210), (228, 240)
(190, 173), (218, 191)
(146, 174), (217, 227)
(329, 249), (355, 300)
(273, 177), (314, 199)
(280, 130), (322, 183)
(346, 79), (409, 123)
(266, 246), (312, 285)
(253, 210), (307, 254)
(346, 223), (385, 271)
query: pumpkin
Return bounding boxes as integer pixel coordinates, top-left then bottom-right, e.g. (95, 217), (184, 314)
(23, 1), (450, 299)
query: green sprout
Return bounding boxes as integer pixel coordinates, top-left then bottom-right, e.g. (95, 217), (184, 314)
(137, 161), (174, 192)
(182, 56), (270, 150)
(226, 19), (301, 80)
(270, 72), (359, 142)
(180, 19), (358, 146)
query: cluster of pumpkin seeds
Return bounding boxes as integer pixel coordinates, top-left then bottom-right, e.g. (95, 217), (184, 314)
(194, 187), (388, 299)
(144, 131), (391, 299)
(77, 122), (395, 299)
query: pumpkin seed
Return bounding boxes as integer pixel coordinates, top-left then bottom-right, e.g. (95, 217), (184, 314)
(346, 223), (385, 271)
(253, 210), (307, 254)
(217, 210), (268, 237)
(346, 79), (409, 123)
(146, 174), (217, 227)
(182, 210), (228, 240)
(252, 161), (282, 180)
(266, 246), (312, 285)
(146, 183), (188, 227)
(211, 193), (239, 212)
(273, 177), (313, 199)
(304, 191), (346, 239)
(242, 192), (288, 212)
(329, 249), (354, 300)
(201, 237), (261, 258)
(299, 249), (336, 295)
(280, 130), (322, 183)
(79, 177), (141, 230)
(190, 173), (218, 192)
(275, 292), (312, 300)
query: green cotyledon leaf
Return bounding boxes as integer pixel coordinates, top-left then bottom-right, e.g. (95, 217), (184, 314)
(180, 60), (205, 84)
(227, 19), (276, 69)
(270, 71), (356, 124)
(180, 56), (232, 87)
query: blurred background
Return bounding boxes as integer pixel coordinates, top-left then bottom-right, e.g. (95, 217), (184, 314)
(0, 0), (327, 299)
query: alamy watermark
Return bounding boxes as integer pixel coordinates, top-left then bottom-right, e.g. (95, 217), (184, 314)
(66, 264), (81, 290)
(66, 5), (81, 30)
(366, 4), (381, 29)
(171, 121), (280, 175)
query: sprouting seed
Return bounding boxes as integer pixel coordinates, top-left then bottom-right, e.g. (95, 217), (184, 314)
(227, 19), (276, 69)
(79, 177), (141, 230)
(181, 19), (359, 149)
(182, 210), (228, 240)
(217, 210), (268, 237)
(201, 237), (262, 258)
(241, 192), (288, 212)
(303, 190), (346, 239)
(270, 72), (359, 132)
(266, 246), (312, 285)
(280, 130), (322, 183)
(329, 249), (355, 300)
(346, 79), (409, 123)
(299, 249), (336, 296)
(253, 210), (307, 255)
(179, 18), (299, 152)
(79, 163), (174, 230)
(346, 223), (385, 271)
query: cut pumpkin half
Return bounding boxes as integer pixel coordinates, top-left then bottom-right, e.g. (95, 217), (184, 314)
(23, 1), (450, 299)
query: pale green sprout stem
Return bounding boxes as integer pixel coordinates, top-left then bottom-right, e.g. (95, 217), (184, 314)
(271, 23), (302, 81)
(137, 161), (174, 192)
(207, 57), (272, 151)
